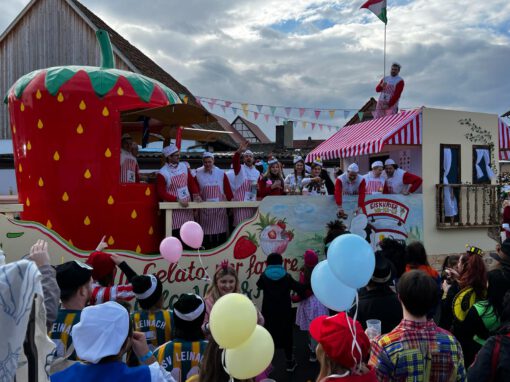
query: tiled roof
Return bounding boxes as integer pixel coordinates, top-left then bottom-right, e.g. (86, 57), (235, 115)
(232, 116), (271, 143)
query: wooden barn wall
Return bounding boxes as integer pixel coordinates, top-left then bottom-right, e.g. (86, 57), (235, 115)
(0, 0), (133, 139)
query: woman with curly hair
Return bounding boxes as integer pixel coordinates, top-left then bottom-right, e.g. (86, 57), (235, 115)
(440, 245), (488, 332)
(323, 220), (349, 257)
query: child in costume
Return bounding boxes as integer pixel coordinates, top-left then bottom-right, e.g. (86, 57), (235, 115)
(155, 294), (208, 382)
(131, 274), (173, 351)
(293, 249), (328, 362)
(256, 253), (305, 372)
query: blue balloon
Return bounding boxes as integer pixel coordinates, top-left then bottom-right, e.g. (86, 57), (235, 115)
(327, 233), (375, 288)
(311, 260), (357, 312)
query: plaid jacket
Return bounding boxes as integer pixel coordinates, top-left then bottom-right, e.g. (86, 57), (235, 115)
(369, 319), (466, 381)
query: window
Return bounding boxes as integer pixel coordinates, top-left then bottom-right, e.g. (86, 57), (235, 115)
(439, 145), (460, 223)
(472, 145), (494, 184)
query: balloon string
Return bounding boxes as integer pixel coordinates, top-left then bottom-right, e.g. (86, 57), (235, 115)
(347, 292), (362, 373)
(174, 246), (212, 282)
(221, 348), (234, 382)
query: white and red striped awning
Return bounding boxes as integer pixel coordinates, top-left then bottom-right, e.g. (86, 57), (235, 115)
(306, 108), (423, 161)
(499, 118), (510, 161)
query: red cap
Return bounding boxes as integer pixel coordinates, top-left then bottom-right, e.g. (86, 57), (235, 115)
(310, 312), (370, 369)
(304, 249), (318, 268)
(86, 251), (115, 282)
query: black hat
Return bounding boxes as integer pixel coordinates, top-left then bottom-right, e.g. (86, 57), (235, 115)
(132, 274), (163, 310)
(56, 260), (93, 292)
(370, 252), (393, 285)
(173, 293), (205, 331)
(267, 253), (283, 266)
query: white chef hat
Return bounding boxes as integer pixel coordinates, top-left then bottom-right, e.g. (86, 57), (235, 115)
(267, 157), (279, 165)
(348, 163), (359, 173)
(371, 161), (384, 169)
(243, 150), (254, 157)
(293, 155), (304, 164)
(202, 152), (214, 159)
(162, 144), (179, 157)
(71, 301), (129, 364)
(384, 159), (396, 166)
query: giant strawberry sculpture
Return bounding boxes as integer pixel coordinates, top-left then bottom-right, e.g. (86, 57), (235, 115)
(6, 30), (183, 253)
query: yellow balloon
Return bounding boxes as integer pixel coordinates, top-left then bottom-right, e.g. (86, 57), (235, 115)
(225, 325), (275, 379)
(209, 293), (257, 349)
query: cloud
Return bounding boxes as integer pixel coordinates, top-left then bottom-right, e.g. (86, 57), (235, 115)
(1, 0), (509, 140)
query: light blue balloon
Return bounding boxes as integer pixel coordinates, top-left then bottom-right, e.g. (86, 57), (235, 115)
(327, 233), (375, 288)
(311, 260), (357, 312)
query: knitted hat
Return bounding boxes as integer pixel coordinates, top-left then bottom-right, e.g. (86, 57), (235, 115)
(86, 251), (116, 282)
(267, 253), (283, 266)
(304, 249), (319, 268)
(173, 294), (206, 334)
(56, 260), (93, 293)
(132, 274), (163, 310)
(310, 312), (370, 369)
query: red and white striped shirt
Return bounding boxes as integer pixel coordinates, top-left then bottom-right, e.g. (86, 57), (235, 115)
(158, 162), (195, 229)
(195, 166), (233, 235)
(90, 282), (135, 305)
(120, 149), (140, 183)
(364, 171), (386, 194)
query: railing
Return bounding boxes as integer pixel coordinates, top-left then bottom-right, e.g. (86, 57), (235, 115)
(0, 195), (23, 218)
(159, 201), (261, 236)
(435, 184), (500, 229)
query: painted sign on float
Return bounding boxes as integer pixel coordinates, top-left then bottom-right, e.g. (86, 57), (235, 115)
(0, 194), (423, 308)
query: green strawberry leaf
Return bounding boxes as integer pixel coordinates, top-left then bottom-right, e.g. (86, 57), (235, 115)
(45, 66), (80, 95)
(6, 232), (24, 239)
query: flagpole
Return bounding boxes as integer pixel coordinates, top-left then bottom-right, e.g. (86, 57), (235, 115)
(383, 22), (387, 79)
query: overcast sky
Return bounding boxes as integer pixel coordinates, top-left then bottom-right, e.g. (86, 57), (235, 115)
(1, 0), (510, 140)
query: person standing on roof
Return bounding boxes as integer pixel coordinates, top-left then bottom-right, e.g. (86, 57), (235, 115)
(231, 141), (260, 227)
(373, 63), (405, 119)
(383, 159), (422, 195)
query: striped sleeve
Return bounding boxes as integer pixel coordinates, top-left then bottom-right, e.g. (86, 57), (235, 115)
(91, 284), (135, 304)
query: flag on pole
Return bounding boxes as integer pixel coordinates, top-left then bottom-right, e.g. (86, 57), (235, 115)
(360, 0), (387, 24)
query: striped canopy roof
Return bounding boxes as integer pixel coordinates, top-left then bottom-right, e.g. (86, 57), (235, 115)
(306, 108), (423, 161)
(499, 118), (510, 160)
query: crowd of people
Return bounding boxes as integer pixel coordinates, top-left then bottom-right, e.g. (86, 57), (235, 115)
(2, 216), (510, 382)
(143, 138), (423, 248)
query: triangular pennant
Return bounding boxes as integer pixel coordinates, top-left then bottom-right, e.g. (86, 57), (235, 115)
(299, 108), (306, 118)
(264, 114), (270, 122)
(256, 104), (263, 113)
(254, 112), (259, 120)
(225, 101), (232, 108)
(314, 110), (321, 119)
(329, 110), (336, 119)
(319, 124), (323, 130)
(358, 111), (364, 121)
(302, 121), (307, 129)
(183, 95), (189, 104)
(343, 110), (350, 119)
(336, 126), (340, 131)
(311, 123), (316, 130)
(232, 107), (238, 115)
(284, 107), (292, 117)
(242, 103), (249, 117)
(270, 106), (277, 116)
(328, 126), (333, 131)
(208, 101), (215, 110)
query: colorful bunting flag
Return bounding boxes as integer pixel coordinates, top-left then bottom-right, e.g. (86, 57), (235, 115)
(254, 112), (259, 120)
(329, 110), (336, 119)
(256, 104), (263, 113)
(241, 103), (249, 117)
(311, 123), (316, 130)
(344, 110), (350, 119)
(264, 114), (270, 122)
(314, 110), (321, 119)
(225, 101), (232, 108)
(319, 124), (323, 131)
(299, 108), (306, 118)
(358, 111), (364, 121)
(302, 121), (307, 129)
(270, 106), (277, 116)
(208, 101), (215, 110)
(284, 107), (292, 117)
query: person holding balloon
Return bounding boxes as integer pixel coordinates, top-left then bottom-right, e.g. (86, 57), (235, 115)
(203, 261), (264, 335)
(310, 312), (377, 381)
(257, 253), (306, 372)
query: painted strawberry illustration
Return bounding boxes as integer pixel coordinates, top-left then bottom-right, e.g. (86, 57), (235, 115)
(6, 30), (183, 254)
(256, 213), (294, 255)
(233, 232), (258, 259)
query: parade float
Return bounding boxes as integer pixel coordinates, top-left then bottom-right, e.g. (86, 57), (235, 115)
(0, 29), (507, 307)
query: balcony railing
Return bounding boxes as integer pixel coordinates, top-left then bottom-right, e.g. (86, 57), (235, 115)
(436, 184), (500, 229)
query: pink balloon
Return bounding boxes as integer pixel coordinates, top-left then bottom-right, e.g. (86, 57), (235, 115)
(180, 221), (204, 249)
(160, 237), (183, 263)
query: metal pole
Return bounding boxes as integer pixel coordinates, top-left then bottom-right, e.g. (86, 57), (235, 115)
(383, 23), (387, 79)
